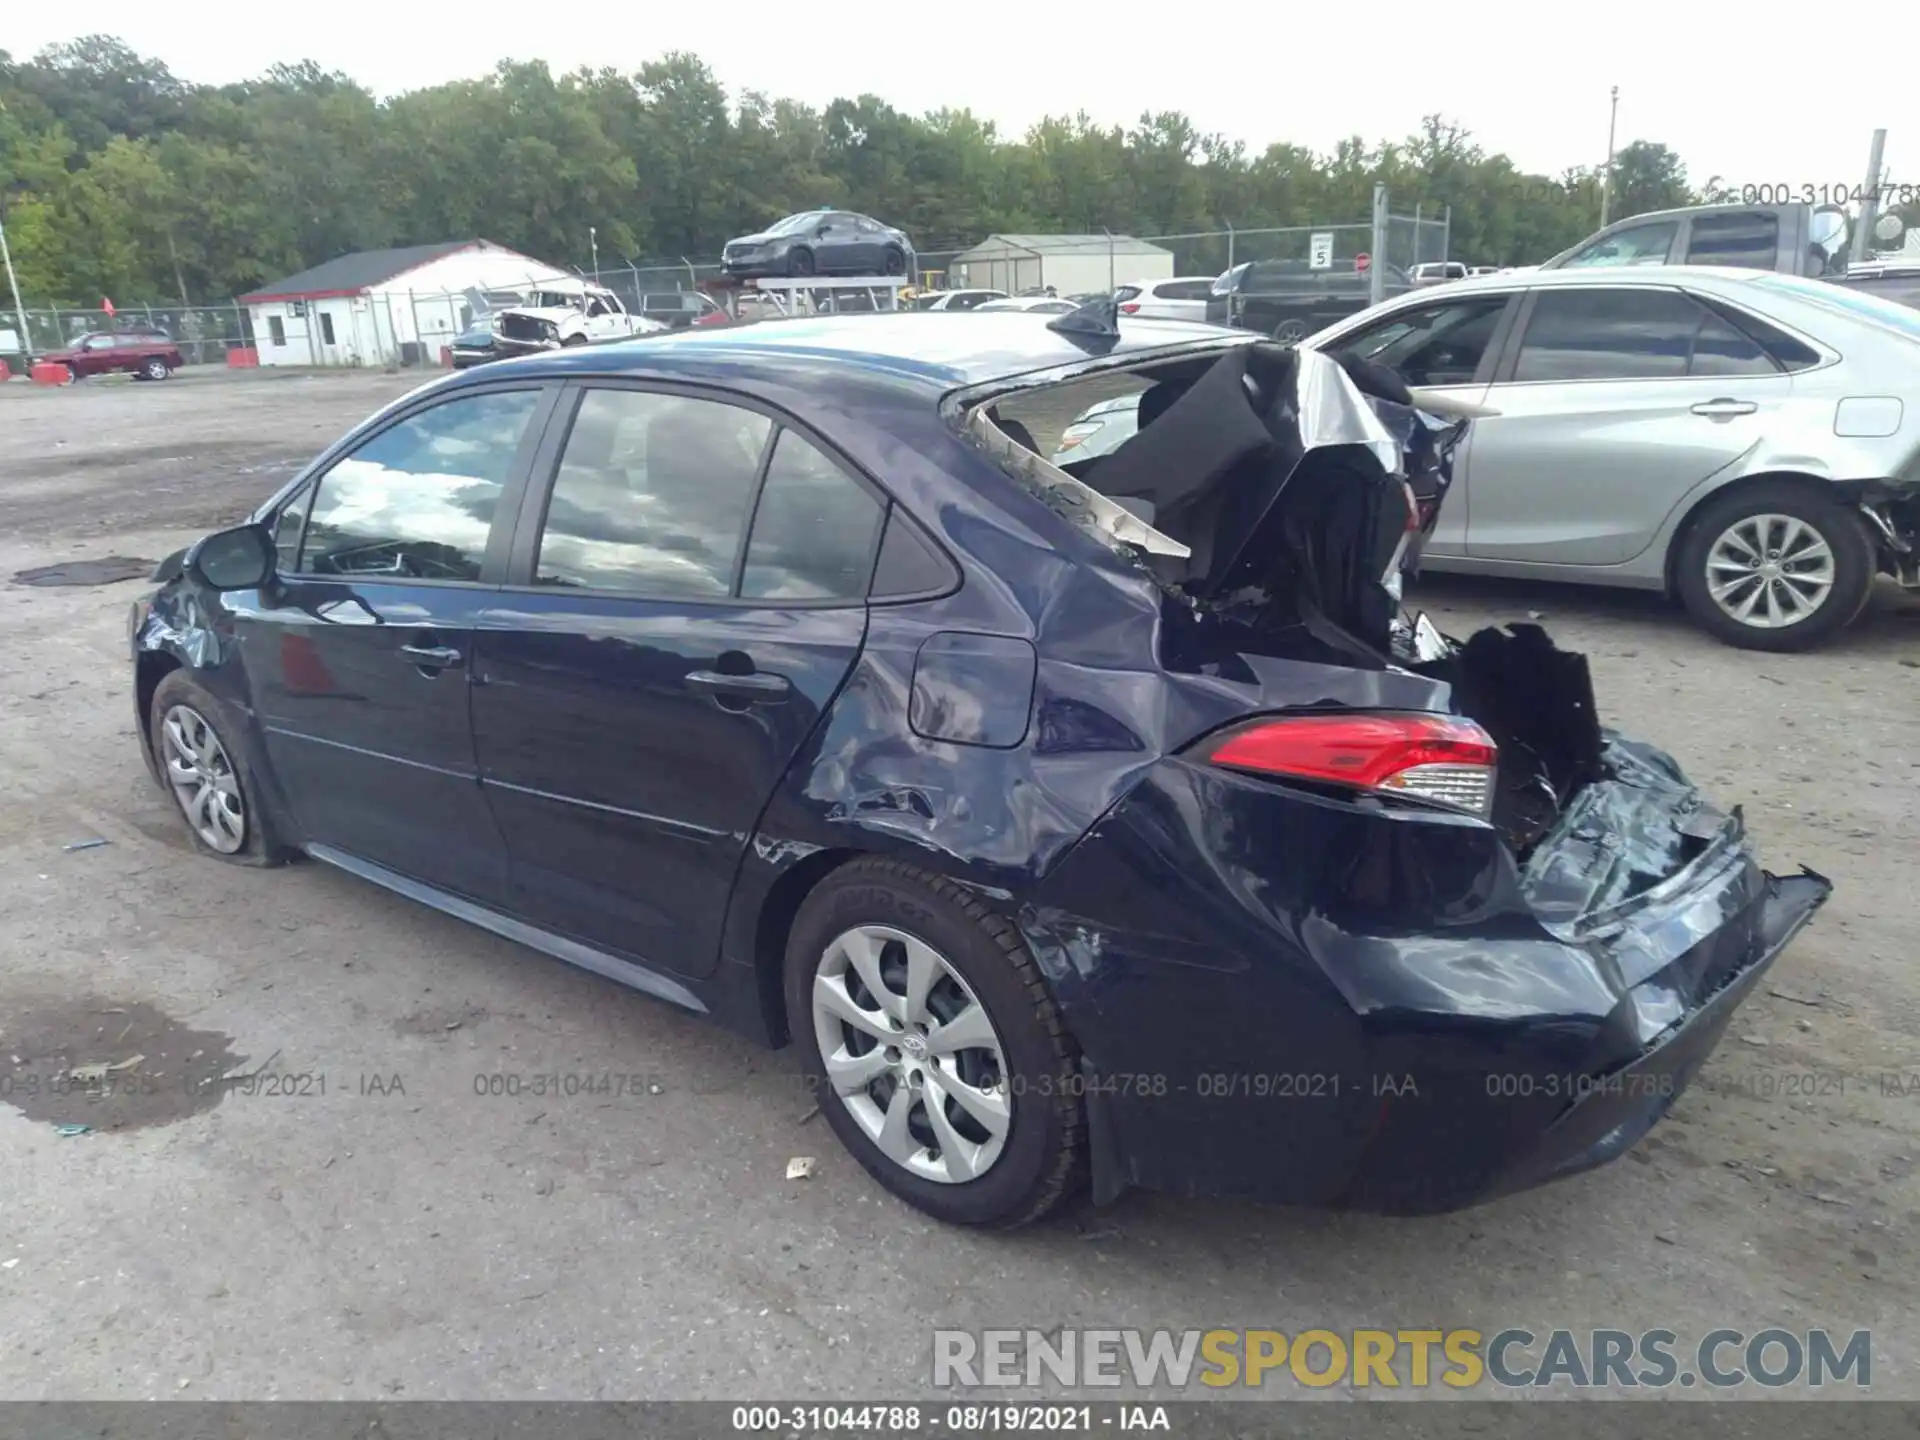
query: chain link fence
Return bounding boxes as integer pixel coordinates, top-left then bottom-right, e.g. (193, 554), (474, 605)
(3, 205), (1451, 372)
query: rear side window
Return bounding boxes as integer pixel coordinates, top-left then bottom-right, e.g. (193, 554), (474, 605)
(1513, 289), (1700, 381)
(298, 389), (542, 579)
(1514, 289), (1788, 382)
(1696, 296), (1822, 370)
(1158, 280), (1215, 300)
(1114, 286), (1143, 302)
(1686, 212), (1780, 269)
(740, 430), (884, 600)
(537, 390), (772, 596)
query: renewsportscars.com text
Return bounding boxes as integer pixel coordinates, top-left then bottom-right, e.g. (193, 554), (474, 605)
(932, 1327), (1871, 1391)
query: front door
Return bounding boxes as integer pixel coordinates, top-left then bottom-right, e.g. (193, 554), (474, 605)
(471, 383), (885, 978)
(1318, 292), (1514, 558)
(241, 383), (555, 900)
(1465, 285), (1792, 565)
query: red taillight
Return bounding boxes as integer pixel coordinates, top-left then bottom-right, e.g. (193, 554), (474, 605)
(1203, 713), (1498, 819)
(1119, 301), (1141, 314)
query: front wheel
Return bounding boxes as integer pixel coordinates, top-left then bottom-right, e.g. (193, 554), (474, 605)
(149, 670), (286, 866)
(883, 246), (906, 276)
(561, 334), (589, 348)
(1675, 482), (1875, 651)
(788, 247), (816, 278)
(785, 858), (1085, 1227)
(1271, 319), (1308, 343)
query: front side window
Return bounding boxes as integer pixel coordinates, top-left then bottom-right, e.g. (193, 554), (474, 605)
(1512, 289), (1702, 382)
(536, 390), (772, 596)
(297, 389), (541, 580)
(1560, 221), (1679, 269)
(740, 430), (884, 601)
(1334, 296), (1509, 387)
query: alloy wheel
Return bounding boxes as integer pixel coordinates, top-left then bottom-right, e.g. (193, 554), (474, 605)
(160, 704), (246, 853)
(1273, 320), (1307, 342)
(1705, 513), (1836, 629)
(810, 924), (1012, 1184)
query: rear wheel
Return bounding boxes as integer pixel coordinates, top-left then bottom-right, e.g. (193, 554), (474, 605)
(1675, 482), (1874, 651)
(141, 356), (172, 381)
(785, 858), (1084, 1227)
(1272, 319), (1308, 343)
(561, 334), (589, 348)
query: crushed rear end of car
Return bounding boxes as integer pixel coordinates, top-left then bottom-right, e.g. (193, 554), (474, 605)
(969, 330), (1832, 1212)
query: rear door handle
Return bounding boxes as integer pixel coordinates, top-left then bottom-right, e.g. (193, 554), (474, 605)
(686, 669), (791, 702)
(399, 643), (463, 669)
(1691, 398), (1758, 418)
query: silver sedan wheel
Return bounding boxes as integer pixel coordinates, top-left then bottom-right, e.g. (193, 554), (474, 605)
(1705, 513), (1836, 629)
(810, 924), (1012, 1185)
(160, 704), (246, 853)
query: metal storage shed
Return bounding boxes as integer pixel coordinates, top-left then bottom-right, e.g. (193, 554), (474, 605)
(947, 234), (1175, 297)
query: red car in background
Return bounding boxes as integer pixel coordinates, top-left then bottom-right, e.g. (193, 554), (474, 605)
(43, 329), (185, 381)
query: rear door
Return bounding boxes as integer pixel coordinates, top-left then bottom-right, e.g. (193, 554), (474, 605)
(1464, 284), (1792, 564)
(1315, 292), (1518, 557)
(469, 382), (885, 979)
(243, 382), (556, 900)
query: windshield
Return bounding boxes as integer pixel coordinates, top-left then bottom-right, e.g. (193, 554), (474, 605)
(766, 212), (827, 237)
(1747, 274), (1920, 341)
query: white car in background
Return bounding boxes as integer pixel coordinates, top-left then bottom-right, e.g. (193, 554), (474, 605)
(1113, 276), (1220, 321)
(914, 289), (1009, 311)
(1050, 392), (1143, 466)
(493, 280), (668, 355)
(974, 295), (1080, 314)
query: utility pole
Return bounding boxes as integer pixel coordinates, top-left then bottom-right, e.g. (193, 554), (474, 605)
(1850, 129), (1888, 267)
(589, 226), (600, 282)
(1598, 86), (1620, 227)
(0, 212), (30, 367)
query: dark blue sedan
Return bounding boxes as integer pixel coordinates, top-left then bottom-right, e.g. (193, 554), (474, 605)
(130, 312), (1828, 1227)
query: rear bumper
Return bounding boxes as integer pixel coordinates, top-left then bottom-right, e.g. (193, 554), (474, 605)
(1021, 754), (1832, 1215)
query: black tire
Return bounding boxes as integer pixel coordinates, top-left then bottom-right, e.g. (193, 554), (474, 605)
(784, 857), (1085, 1228)
(882, 246), (906, 276)
(561, 334), (589, 348)
(1675, 481), (1875, 652)
(148, 670), (287, 867)
(141, 357), (171, 381)
(1272, 319), (1308, 343)
(788, 247), (816, 278)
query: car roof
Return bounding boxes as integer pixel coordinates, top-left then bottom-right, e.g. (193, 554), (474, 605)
(492, 311), (1243, 391)
(1393, 264), (1794, 298)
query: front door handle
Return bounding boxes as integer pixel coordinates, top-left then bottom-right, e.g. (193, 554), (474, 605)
(1691, 398), (1758, 418)
(399, 643), (463, 669)
(686, 668), (791, 703)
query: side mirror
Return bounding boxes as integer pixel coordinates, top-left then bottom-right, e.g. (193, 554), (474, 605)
(188, 522), (276, 591)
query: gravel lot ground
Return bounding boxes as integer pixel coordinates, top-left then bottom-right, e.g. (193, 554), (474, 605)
(1, 366), (1916, 1404)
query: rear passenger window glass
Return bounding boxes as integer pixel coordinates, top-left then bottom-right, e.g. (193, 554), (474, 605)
(537, 389), (772, 596)
(1686, 212), (1779, 269)
(1114, 286), (1142, 301)
(741, 430), (884, 600)
(1513, 289), (1699, 382)
(298, 389), (541, 579)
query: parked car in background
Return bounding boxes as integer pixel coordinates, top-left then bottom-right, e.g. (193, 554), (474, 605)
(43, 328), (185, 381)
(1541, 201), (1853, 278)
(1055, 266), (1920, 649)
(130, 312), (1828, 1229)
(913, 289), (1009, 312)
(1113, 276), (1219, 321)
(639, 292), (726, 330)
(1049, 391), (1142, 465)
(449, 321), (500, 370)
(1307, 266), (1920, 649)
(723, 210), (915, 280)
(492, 282), (667, 356)
(1410, 262), (1470, 286)
(1207, 258), (1414, 341)
(973, 295), (1078, 314)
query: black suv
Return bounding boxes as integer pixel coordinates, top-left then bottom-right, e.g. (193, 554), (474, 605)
(1206, 259), (1413, 342)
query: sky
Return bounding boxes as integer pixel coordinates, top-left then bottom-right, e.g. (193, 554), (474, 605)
(7, 3), (1899, 199)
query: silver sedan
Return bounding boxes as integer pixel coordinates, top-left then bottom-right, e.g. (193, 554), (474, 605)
(1058, 267), (1920, 650)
